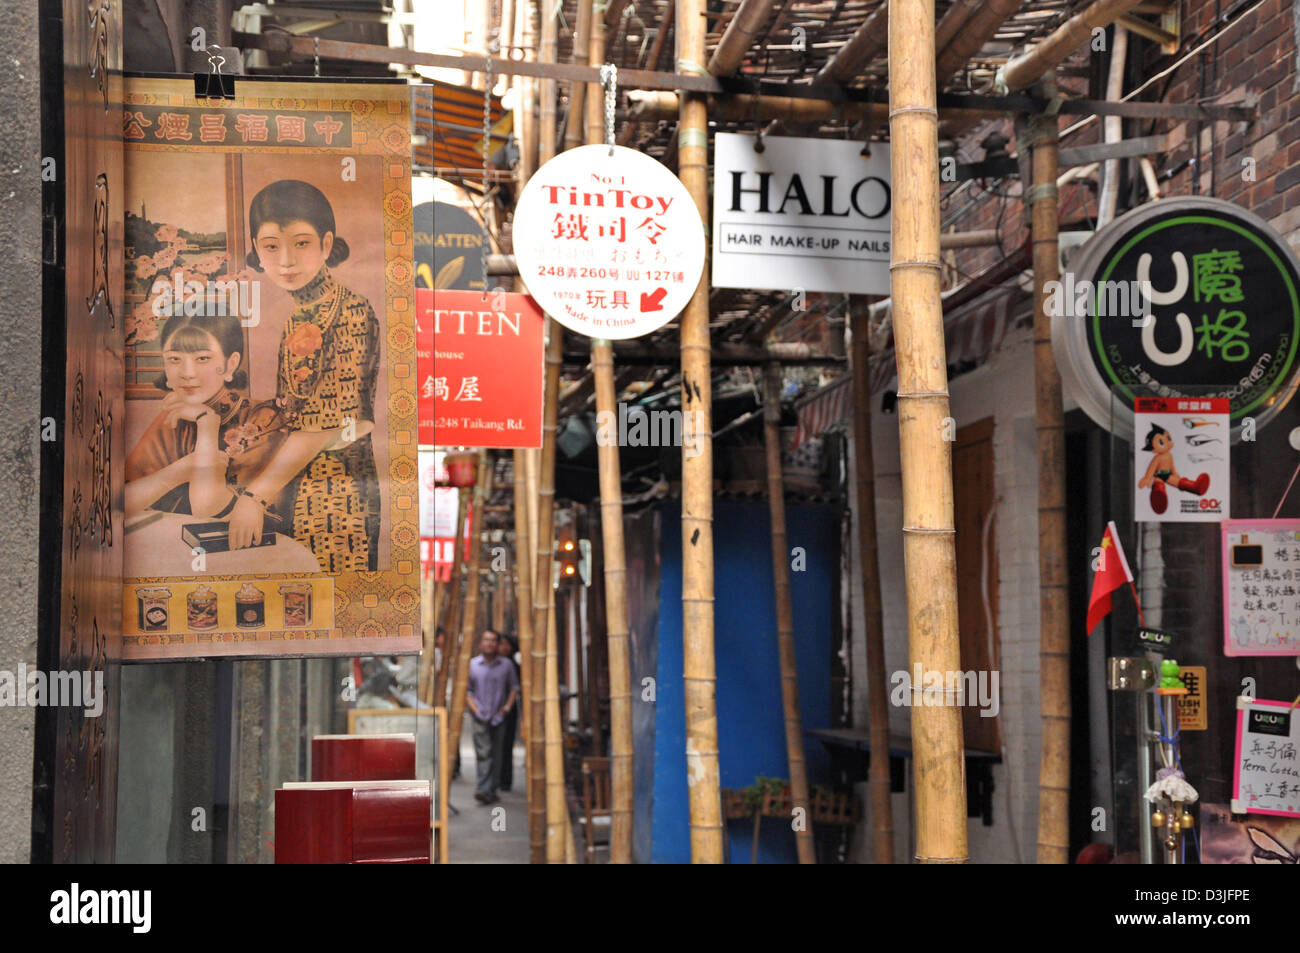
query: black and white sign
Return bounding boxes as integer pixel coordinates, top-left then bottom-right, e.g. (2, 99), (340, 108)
(711, 134), (892, 295)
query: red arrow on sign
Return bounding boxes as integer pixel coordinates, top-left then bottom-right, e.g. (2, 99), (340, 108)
(640, 287), (668, 312)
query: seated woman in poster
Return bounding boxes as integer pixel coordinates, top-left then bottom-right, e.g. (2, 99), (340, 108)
(224, 179), (381, 573)
(125, 312), (285, 520)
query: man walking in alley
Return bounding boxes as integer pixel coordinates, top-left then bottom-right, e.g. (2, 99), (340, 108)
(467, 629), (519, 804)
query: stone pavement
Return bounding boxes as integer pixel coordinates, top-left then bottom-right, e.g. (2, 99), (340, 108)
(445, 720), (530, 864)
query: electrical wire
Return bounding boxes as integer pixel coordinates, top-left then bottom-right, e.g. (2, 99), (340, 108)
(1059, 0), (1268, 143)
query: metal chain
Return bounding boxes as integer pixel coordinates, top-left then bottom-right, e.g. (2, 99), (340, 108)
(314, 36), (320, 77)
(600, 63), (617, 154)
(481, 40), (494, 297)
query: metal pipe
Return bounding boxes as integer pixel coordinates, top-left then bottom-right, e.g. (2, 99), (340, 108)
(1097, 25), (1128, 227)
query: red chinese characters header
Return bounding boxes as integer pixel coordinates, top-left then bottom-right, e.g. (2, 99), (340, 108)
(124, 106), (352, 149)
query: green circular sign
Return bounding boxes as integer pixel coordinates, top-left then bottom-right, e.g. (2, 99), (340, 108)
(1052, 198), (1300, 439)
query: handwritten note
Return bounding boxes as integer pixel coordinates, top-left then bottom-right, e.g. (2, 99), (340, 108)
(1232, 698), (1300, 818)
(1221, 519), (1300, 657)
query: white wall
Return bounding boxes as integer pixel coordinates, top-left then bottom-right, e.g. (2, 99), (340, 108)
(847, 320), (1042, 863)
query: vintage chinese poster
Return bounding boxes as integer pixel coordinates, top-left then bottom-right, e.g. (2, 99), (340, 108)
(119, 77), (419, 659)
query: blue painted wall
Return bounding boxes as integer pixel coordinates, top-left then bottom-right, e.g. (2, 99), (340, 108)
(649, 499), (833, 863)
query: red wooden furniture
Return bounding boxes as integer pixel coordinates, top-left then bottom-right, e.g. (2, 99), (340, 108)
(311, 733), (416, 782)
(275, 780), (431, 864)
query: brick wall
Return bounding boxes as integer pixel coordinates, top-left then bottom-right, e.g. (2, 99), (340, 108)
(942, 0), (1300, 278)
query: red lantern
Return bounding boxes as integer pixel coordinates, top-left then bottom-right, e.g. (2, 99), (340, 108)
(442, 451), (477, 488)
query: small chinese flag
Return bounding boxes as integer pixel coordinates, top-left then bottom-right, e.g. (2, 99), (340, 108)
(1087, 521), (1134, 635)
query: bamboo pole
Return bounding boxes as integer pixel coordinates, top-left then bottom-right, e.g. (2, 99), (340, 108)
(431, 487), (469, 708)
(419, 567), (436, 699)
(762, 363), (815, 864)
(814, 2), (888, 85)
(677, 0), (724, 864)
(513, 450), (535, 768)
(889, 0), (969, 864)
(446, 451), (491, 776)
(1029, 82), (1071, 865)
(707, 0), (778, 76)
(545, 599), (567, 862)
(1001, 0), (1145, 93)
(583, 4), (635, 866)
(516, 1), (538, 185)
(934, 0), (980, 52)
(850, 307), (895, 864)
(935, 0), (1022, 87)
(563, 0), (594, 153)
(527, 0), (560, 864)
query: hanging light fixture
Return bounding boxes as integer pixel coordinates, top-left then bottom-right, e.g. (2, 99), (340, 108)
(442, 449), (478, 487)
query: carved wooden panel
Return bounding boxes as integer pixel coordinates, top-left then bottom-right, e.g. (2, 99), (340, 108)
(54, 0), (124, 863)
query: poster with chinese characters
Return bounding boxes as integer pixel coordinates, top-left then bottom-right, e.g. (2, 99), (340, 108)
(1232, 699), (1300, 818)
(1134, 397), (1229, 521)
(1221, 519), (1300, 656)
(512, 144), (705, 339)
(119, 77), (419, 660)
(418, 288), (544, 448)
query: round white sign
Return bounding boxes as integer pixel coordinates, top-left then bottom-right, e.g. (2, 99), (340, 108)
(513, 144), (705, 340)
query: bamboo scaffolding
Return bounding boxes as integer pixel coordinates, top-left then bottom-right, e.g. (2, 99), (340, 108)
(513, 450), (535, 738)
(677, 0), (724, 864)
(544, 599), (567, 863)
(889, 0), (969, 864)
(564, 0), (594, 153)
(419, 568), (437, 701)
(1029, 85), (1071, 865)
(430, 487), (469, 708)
(527, 0), (560, 864)
(935, 0), (1022, 86)
(516, 1), (538, 185)
(531, 321), (565, 865)
(762, 363), (815, 864)
(1001, 0), (1145, 92)
(708, 0), (779, 76)
(446, 451), (491, 768)
(585, 4), (635, 866)
(850, 307), (895, 864)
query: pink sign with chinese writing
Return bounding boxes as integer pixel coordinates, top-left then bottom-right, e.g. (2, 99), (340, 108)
(418, 288), (544, 449)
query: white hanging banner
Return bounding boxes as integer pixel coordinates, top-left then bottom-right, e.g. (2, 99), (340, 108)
(712, 133), (893, 295)
(513, 144), (705, 339)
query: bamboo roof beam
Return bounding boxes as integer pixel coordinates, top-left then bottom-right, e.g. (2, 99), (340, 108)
(934, 0), (981, 52)
(708, 0), (781, 76)
(814, 1), (889, 85)
(999, 0), (1147, 92)
(629, 88), (1012, 123)
(935, 0), (1022, 87)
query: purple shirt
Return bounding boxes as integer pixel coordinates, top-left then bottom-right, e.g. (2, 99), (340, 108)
(467, 655), (519, 726)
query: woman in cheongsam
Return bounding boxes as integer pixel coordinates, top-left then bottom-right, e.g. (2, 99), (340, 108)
(225, 180), (381, 572)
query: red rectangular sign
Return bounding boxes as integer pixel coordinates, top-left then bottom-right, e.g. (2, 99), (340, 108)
(418, 288), (545, 448)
